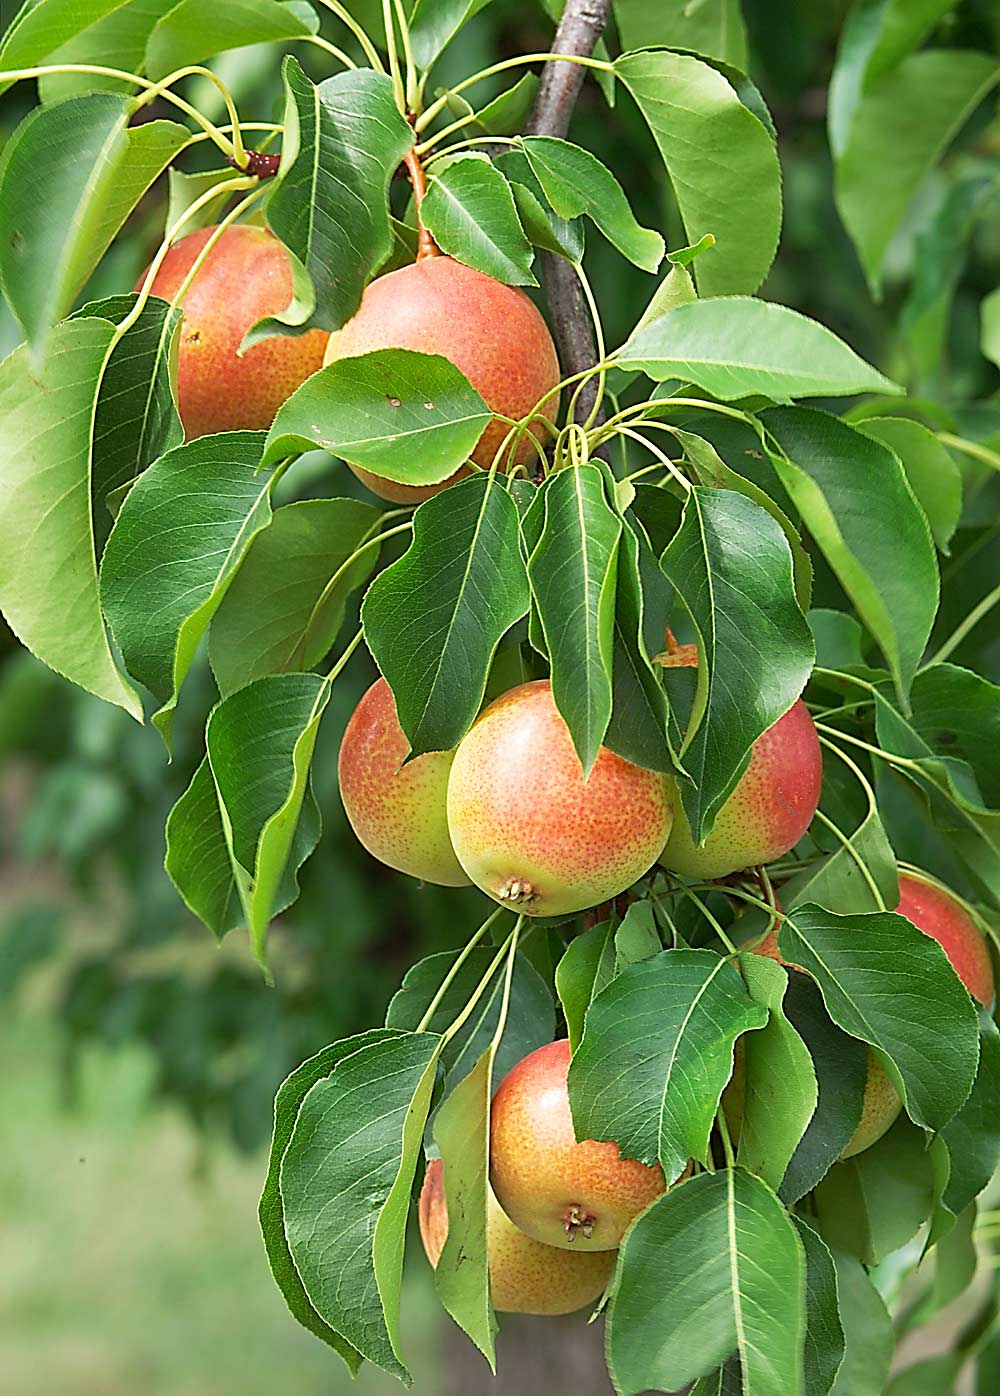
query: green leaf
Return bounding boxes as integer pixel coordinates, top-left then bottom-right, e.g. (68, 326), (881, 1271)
(938, 1011), (1000, 1219)
(658, 486), (814, 842)
(281, 1030), (440, 1379)
(569, 948), (767, 1182)
(519, 136), (664, 273)
(145, 0), (318, 78)
(254, 59), (413, 339)
(734, 955), (817, 1191)
(617, 298), (900, 399)
(527, 464), (622, 774)
(777, 904), (980, 1134)
(605, 514), (674, 772)
(634, 261), (698, 332)
(779, 974), (868, 1204)
(385, 947), (554, 1093)
(0, 95), (189, 356)
(34, 0), (178, 104)
(885, 1355), (964, 1396)
(793, 1218), (846, 1396)
(494, 148), (584, 261)
(260, 1036), (388, 1373)
(263, 348), (490, 483)
(613, 0), (748, 67)
(165, 167), (241, 235)
(835, 50), (999, 294)
(100, 431), (274, 745)
(982, 286), (1000, 372)
(0, 319), (141, 719)
(363, 472), (529, 755)
(614, 900), (662, 969)
(555, 919), (616, 1052)
(829, 1250), (894, 1396)
(0, 0), (131, 93)
(408, 0), (492, 67)
(859, 417), (962, 554)
(615, 51), (779, 296)
(607, 1168), (805, 1396)
(461, 73), (538, 136)
(764, 407), (938, 703)
(809, 610), (867, 670)
(209, 498), (380, 695)
(421, 154), (536, 286)
(206, 673), (328, 967)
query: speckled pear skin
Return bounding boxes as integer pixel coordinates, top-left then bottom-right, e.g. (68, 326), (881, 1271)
(323, 257), (561, 503)
(419, 1158), (614, 1315)
(839, 1052), (901, 1159)
(489, 1040), (666, 1252)
(338, 677), (469, 887)
(896, 871), (994, 1007)
(138, 224), (328, 439)
(445, 680), (673, 918)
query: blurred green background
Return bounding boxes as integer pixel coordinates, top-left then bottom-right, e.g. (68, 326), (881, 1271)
(2, 0), (999, 1392)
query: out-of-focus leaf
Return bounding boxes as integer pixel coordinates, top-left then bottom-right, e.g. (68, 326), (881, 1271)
(145, 0), (318, 78)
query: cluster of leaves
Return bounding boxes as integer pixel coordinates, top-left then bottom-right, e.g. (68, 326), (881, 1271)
(1, 0), (1000, 1392)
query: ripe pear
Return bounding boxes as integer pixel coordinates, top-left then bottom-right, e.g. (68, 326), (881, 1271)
(419, 1159), (614, 1315)
(323, 257), (560, 502)
(446, 680), (672, 918)
(658, 646), (821, 879)
(138, 224), (327, 439)
(338, 677), (469, 886)
(490, 1040), (666, 1251)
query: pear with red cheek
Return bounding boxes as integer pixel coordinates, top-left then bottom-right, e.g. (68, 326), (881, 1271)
(338, 677), (469, 887)
(658, 644), (822, 880)
(138, 224), (328, 439)
(446, 680), (673, 917)
(323, 257), (561, 503)
(489, 1039), (668, 1251)
(419, 1159), (614, 1315)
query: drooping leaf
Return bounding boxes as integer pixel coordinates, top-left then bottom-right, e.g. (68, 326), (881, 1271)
(363, 472), (529, 755)
(263, 348), (491, 484)
(281, 1030), (440, 1379)
(0, 0), (131, 91)
(100, 431), (275, 745)
(0, 319), (141, 718)
(209, 497), (380, 695)
(859, 417), (962, 555)
(555, 919), (616, 1052)
(604, 512), (673, 772)
(938, 1010), (1000, 1220)
(828, 1250), (894, 1396)
(615, 50), (779, 296)
(494, 148), (584, 262)
(145, 0), (318, 79)
(793, 1217), (846, 1396)
(764, 407), (937, 703)
(421, 154), (536, 286)
(527, 464), (622, 774)
(658, 486), (814, 842)
(777, 904), (980, 1133)
(607, 1168), (806, 1396)
(34, 0), (178, 104)
(617, 298), (900, 399)
(569, 948), (768, 1183)
(252, 58), (413, 339)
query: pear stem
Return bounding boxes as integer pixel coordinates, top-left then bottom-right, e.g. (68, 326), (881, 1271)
(403, 144), (442, 262)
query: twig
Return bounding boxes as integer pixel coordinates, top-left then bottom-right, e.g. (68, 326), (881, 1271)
(524, 0), (611, 428)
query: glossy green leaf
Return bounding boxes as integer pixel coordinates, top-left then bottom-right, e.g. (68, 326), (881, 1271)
(253, 59), (413, 339)
(363, 472), (529, 754)
(605, 514), (673, 772)
(829, 1250), (894, 1396)
(735, 955), (817, 1191)
(614, 901), (662, 969)
(422, 154), (535, 286)
(0, 0), (131, 93)
(281, 1030), (440, 1379)
(0, 319), (141, 719)
(764, 407), (937, 702)
(938, 1011), (1000, 1219)
(34, 0), (177, 104)
(615, 50), (779, 296)
(206, 673), (328, 966)
(527, 464), (622, 774)
(555, 919), (616, 1053)
(836, 50), (999, 294)
(519, 136), (664, 272)
(659, 486), (814, 842)
(100, 431), (274, 745)
(145, 0), (318, 78)
(0, 95), (188, 355)
(607, 1168), (806, 1396)
(569, 948), (767, 1183)
(777, 904), (980, 1133)
(209, 498), (380, 695)
(613, 0), (747, 66)
(263, 348), (491, 483)
(793, 1218), (846, 1396)
(494, 148), (584, 261)
(860, 417), (962, 555)
(617, 298), (900, 399)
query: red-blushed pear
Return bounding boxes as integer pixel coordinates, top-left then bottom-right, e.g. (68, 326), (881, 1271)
(338, 677), (469, 887)
(322, 257), (561, 503)
(446, 680), (672, 918)
(138, 224), (328, 439)
(657, 644), (822, 879)
(418, 1158), (614, 1316)
(489, 1039), (667, 1252)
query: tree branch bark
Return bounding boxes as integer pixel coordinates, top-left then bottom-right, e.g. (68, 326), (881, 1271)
(524, 0), (611, 427)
